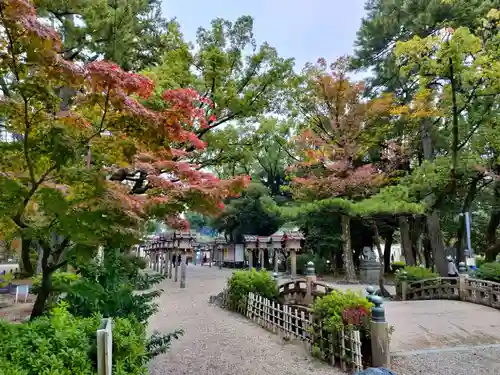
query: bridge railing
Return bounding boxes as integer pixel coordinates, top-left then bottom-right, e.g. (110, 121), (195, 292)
(397, 274), (500, 309)
(277, 279), (336, 305)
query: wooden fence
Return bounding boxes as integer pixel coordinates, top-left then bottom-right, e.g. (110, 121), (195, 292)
(398, 275), (500, 309)
(222, 290), (363, 372)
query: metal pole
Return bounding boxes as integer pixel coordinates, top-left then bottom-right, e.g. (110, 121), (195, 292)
(465, 212), (473, 257)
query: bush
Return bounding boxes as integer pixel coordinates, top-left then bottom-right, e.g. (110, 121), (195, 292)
(394, 266), (438, 285)
(310, 290), (373, 333)
(227, 269), (278, 310)
(475, 256), (486, 269)
(474, 262), (500, 283)
(0, 303), (99, 375)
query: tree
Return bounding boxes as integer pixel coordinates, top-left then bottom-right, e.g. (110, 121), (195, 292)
(0, 0), (246, 318)
(35, 0), (170, 70)
(289, 58), (396, 281)
(146, 16), (295, 169)
(211, 183), (284, 243)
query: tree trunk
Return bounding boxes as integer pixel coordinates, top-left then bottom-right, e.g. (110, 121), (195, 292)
(455, 176), (481, 263)
(420, 118), (447, 275)
(30, 268), (53, 320)
(485, 179), (500, 261)
(371, 221), (391, 297)
(383, 229), (394, 273)
(341, 215), (357, 282)
(423, 233), (432, 269)
(399, 216), (416, 266)
(427, 212), (447, 275)
(20, 236), (34, 276)
(410, 216), (423, 264)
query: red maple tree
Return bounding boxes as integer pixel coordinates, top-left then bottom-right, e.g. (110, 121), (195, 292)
(290, 57), (396, 281)
(0, 0), (248, 317)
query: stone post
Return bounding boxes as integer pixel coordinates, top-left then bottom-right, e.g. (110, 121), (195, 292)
(370, 296), (390, 368)
(366, 285), (375, 303)
(459, 261), (467, 299)
(304, 261), (316, 305)
(273, 272), (279, 285)
(180, 252), (187, 288)
(248, 250), (253, 270)
(154, 252), (159, 272)
(174, 251), (179, 282)
(400, 271), (408, 301)
(290, 249), (297, 279)
(274, 249), (279, 273)
(168, 251), (173, 279)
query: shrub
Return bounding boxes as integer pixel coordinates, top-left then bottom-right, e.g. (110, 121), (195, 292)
(310, 290), (373, 333)
(0, 303), (99, 375)
(227, 269), (278, 310)
(32, 271), (80, 296)
(475, 256), (486, 269)
(474, 262), (500, 283)
(390, 261), (405, 273)
(394, 266), (438, 285)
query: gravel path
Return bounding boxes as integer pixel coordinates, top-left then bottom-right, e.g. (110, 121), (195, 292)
(148, 266), (345, 375)
(392, 346), (500, 375)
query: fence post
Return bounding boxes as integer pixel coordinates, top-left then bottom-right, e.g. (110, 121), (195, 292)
(97, 318), (113, 375)
(370, 296), (390, 369)
(273, 272), (279, 285)
(458, 261), (467, 300)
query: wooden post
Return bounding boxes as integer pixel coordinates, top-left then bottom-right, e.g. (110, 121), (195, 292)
(174, 251), (179, 282)
(290, 249), (297, 279)
(97, 318), (112, 375)
(370, 296), (390, 368)
(180, 252), (187, 288)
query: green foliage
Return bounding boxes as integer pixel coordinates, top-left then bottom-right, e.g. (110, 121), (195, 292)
(0, 303), (99, 375)
(226, 269), (278, 311)
(474, 262), (500, 283)
(64, 250), (164, 324)
(211, 183), (284, 242)
(310, 290), (373, 333)
(32, 271), (80, 303)
(0, 272), (13, 288)
(475, 256), (486, 268)
(391, 261), (406, 272)
(395, 266), (439, 284)
(288, 253), (329, 276)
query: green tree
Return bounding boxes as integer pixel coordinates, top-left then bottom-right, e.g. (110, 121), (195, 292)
(211, 183), (284, 243)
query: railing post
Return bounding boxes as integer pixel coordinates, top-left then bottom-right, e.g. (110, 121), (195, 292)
(273, 272), (279, 285)
(370, 296), (390, 369)
(366, 285), (375, 303)
(458, 261), (467, 300)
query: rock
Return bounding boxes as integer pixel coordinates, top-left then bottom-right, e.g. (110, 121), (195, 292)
(354, 368), (396, 375)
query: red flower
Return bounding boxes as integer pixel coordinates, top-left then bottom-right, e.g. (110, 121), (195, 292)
(208, 114), (216, 123)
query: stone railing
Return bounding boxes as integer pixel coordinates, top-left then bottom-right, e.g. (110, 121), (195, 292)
(397, 272), (500, 309)
(277, 278), (336, 306)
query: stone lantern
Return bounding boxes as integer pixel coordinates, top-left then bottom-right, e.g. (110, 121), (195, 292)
(282, 231), (304, 279)
(243, 235), (258, 270)
(257, 236), (270, 271)
(164, 233), (174, 279)
(173, 231), (196, 288)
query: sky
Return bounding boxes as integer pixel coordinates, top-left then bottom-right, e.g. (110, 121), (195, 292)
(161, 0), (367, 71)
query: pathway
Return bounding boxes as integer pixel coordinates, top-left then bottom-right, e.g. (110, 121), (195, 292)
(148, 266), (500, 374)
(148, 266), (344, 375)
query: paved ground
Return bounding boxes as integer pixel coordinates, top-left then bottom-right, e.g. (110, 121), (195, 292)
(148, 265), (500, 375)
(148, 266), (344, 375)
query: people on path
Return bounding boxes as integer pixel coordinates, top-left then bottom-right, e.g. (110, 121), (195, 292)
(447, 255), (459, 277)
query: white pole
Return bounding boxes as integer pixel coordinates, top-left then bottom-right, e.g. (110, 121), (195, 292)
(465, 212), (473, 257)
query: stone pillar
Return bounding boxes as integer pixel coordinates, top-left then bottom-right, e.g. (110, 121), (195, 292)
(180, 252), (187, 288)
(370, 296), (390, 368)
(163, 252), (168, 275)
(273, 272), (279, 284)
(290, 249), (297, 278)
(459, 261), (467, 299)
(273, 249), (279, 273)
(154, 252), (158, 272)
(304, 261), (316, 305)
(174, 251), (179, 282)
(169, 251), (173, 279)
(400, 271), (408, 301)
(248, 250), (253, 270)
